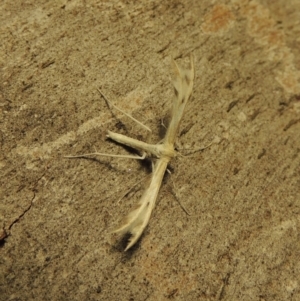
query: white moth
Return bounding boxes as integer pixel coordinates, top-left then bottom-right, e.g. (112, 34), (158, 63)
(67, 55), (195, 251)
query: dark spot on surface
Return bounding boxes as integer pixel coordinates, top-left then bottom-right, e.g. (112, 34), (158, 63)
(96, 286), (102, 294)
(225, 81), (234, 89)
(279, 101), (288, 106)
(180, 123), (193, 136)
(257, 148), (266, 159)
(185, 74), (191, 85)
(227, 100), (239, 112)
(41, 59), (55, 69)
(250, 109), (260, 121)
(245, 93), (256, 103)
(233, 167), (239, 175)
(284, 118), (300, 131)
(115, 121), (126, 130)
(174, 87), (179, 98)
(166, 288), (178, 298)
(22, 83), (33, 92)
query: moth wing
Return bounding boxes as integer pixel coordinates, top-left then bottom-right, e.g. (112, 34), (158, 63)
(165, 54), (195, 145)
(114, 159), (168, 251)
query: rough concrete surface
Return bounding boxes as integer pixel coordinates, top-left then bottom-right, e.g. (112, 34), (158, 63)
(1, 0), (300, 300)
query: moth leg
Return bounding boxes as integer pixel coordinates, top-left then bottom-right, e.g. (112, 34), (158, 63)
(97, 88), (152, 133)
(177, 137), (220, 157)
(117, 177), (147, 204)
(168, 175), (190, 216)
(65, 151), (147, 160)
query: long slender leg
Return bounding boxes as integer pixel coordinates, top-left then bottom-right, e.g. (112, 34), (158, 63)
(97, 88), (152, 133)
(64, 151), (146, 160)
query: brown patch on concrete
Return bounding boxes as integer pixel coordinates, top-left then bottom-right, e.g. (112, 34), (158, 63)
(201, 4), (235, 34)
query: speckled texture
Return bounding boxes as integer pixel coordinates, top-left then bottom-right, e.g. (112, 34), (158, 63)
(1, 0), (300, 300)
